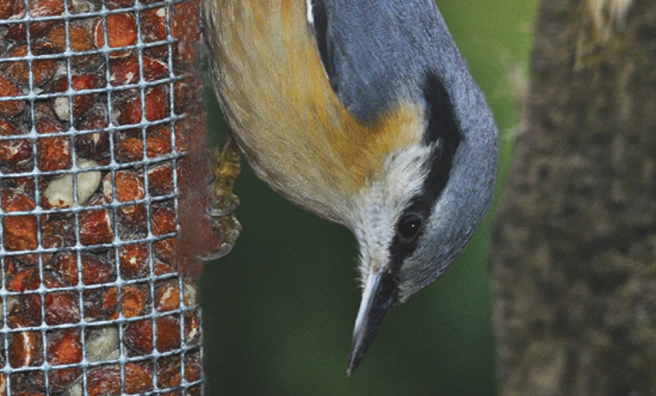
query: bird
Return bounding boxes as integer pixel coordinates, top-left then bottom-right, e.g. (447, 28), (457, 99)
(203, 0), (498, 375)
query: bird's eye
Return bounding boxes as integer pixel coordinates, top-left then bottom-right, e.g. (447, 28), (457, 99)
(397, 212), (423, 241)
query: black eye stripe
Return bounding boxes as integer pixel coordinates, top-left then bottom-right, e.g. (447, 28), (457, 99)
(387, 74), (462, 275)
(420, 74), (462, 206)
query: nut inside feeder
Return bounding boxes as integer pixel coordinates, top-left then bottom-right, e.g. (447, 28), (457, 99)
(0, 0), (221, 394)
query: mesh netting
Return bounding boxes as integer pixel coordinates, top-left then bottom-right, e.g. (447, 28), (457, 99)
(0, 0), (207, 394)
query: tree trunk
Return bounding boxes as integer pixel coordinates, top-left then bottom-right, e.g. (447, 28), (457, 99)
(491, 0), (656, 395)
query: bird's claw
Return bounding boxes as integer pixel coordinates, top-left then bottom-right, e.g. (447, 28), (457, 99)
(208, 193), (240, 217)
(207, 135), (242, 259)
(204, 214), (242, 260)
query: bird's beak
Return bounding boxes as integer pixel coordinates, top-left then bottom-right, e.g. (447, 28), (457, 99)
(347, 269), (397, 375)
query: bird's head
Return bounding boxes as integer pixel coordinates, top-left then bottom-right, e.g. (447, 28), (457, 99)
(343, 74), (498, 375)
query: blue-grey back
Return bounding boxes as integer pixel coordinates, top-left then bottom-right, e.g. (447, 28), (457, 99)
(315, 0), (467, 123)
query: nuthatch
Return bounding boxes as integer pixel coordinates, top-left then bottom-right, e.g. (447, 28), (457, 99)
(204, 0), (498, 374)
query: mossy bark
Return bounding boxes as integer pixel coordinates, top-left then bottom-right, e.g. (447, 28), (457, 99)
(491, 0), (656, 395)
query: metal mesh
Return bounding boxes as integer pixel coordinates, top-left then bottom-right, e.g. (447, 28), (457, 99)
(0, 0), (205, 394)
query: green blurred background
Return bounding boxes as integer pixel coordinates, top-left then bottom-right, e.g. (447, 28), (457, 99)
(201, 1), (540, 394)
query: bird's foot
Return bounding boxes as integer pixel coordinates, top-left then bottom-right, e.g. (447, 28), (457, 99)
(206, 135), (242, 259)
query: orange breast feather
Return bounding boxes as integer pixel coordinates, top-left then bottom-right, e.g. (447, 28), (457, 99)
(206, 0), (423, 219)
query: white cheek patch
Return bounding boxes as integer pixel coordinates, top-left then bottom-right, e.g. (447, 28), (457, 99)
(383, 143), (433, 208)
(349, 142), (435, 275)
(352, 142), (434, 224)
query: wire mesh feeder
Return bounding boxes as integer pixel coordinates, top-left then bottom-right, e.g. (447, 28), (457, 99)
(0, 0), (215, 394)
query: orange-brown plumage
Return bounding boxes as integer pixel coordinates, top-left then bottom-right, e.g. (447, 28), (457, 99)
(205, 0), (424, 221)
(205, 0), (499, 375)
